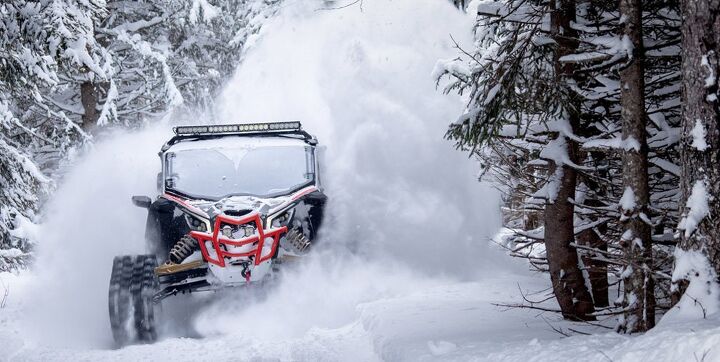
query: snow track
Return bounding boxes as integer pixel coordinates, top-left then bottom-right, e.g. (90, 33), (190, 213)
(2, 270), (559, 361)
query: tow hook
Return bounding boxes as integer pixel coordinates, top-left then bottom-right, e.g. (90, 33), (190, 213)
(241, 264), (251, 283)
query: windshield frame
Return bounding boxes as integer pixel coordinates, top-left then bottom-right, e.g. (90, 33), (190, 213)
(162, 142), (316, 200)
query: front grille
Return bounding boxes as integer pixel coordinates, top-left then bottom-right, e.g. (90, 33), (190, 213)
(189, 211), (287, 267)
(224, 209), (253, 217)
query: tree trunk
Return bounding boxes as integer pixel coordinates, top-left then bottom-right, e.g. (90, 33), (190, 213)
(544, 145), (595, 321)
(618, 0), (655, 333)
(676, 0), (720, 280)
(577, 140), (610, 308)
(577, 223), (609, 308)
(452, 0), (467, 10)
(545, 0), (596, 321)
(80, 28), (111, 134)
(80, 80), (99, 133)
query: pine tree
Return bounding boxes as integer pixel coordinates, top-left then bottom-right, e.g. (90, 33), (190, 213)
(438, 0), (685, 326)
(46, 0), (282, 133)
(544, 0), (596, 321)
(436, 0), (595, 320)
(566, 0), (681, 324)
(0, 0), (109, 270)
(617, 0), (655, 333)
(674, 0), (720, 302)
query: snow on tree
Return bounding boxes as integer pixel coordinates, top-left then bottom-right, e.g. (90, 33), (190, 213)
(672, 0), (720, 318)
(0, 0), (108, 270)
(438, 0), (684, 328)
(44, 0), (282, 134)
(615, 0), (655, 333)
(0, 102), (51, 271)
(166, 0), (282, 113)
(436, 0), (596, 321)
(555, 2), (681, 327)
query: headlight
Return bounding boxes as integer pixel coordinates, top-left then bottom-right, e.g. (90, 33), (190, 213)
(221, 224), (255, 239)
(269, 208), (295, 228)
(242, 225), (256, 237)
(185, 213), (209, 232)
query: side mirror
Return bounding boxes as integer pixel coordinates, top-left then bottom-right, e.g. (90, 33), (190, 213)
(131, 195), (152, 209)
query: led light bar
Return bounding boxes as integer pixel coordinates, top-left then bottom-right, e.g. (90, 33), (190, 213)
(174, 121), (302, 136)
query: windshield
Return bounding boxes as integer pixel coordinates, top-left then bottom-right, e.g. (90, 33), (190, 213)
(166, 144), (314, 199)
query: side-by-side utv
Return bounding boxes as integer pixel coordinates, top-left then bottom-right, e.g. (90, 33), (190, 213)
(108, 122), (326, 346)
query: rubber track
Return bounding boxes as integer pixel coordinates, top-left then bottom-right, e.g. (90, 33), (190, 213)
(109, 254), (159, 346)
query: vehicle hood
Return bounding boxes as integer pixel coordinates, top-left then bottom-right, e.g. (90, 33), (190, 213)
(183, 195), (292, 219)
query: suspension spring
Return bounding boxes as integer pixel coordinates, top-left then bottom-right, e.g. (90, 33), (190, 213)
(286, 228), (311, 253)
(169, 235), (198, 264)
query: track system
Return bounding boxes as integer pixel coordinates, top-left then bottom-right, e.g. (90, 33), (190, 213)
(108, 255), (161, 346)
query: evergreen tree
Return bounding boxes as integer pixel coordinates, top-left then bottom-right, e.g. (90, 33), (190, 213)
(673, 0), (720, 309)
(617, 0), (655, 333)
(436, 0), (596, 320)
(0, 0), (109, 270)
(437, 0), (683, 328)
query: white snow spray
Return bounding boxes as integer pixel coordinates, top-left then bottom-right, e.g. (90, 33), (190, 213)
(19, 126), (173, 348)
(15, 0), (506, 352)
(193, 0), (505, 341)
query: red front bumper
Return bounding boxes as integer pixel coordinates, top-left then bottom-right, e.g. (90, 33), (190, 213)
(190, 212), (287, 267)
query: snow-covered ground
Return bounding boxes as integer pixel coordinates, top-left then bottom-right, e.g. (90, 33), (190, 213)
(1, 1), (719, 361)
(1, 263), (563, 361)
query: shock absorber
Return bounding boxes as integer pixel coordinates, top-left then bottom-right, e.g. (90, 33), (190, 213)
(168, 235), (198, 264)
(285, 228), (311, 254)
